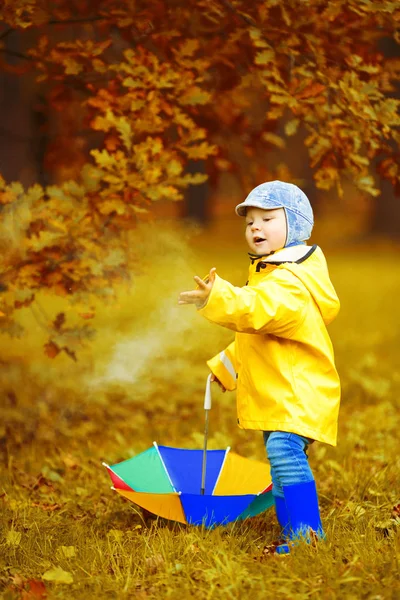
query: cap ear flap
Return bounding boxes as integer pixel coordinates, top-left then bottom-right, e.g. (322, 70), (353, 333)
(283, 208), (289, 247)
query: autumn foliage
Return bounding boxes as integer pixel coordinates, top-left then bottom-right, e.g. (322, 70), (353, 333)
(0, 0), (400, 356)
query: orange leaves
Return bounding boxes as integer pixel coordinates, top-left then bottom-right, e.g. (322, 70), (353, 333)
(178, 39), (200, 57)
(78, 312), (95, 320)
(44, 314), (96, 362)
(44, 341), (61, 359)
(6, 576), (47, 600)
(295, 82), (326, 100)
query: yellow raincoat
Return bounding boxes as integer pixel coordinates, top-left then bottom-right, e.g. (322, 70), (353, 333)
(199, 245), (340, 446)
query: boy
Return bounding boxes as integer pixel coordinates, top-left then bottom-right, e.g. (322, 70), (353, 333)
(178, 180), (340, 553)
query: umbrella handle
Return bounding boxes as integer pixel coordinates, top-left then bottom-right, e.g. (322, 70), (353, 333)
(204, 373), (212, 410)
(201, 374), (212, 495)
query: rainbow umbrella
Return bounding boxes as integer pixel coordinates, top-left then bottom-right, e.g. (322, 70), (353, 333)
(103, 443), (273, 528)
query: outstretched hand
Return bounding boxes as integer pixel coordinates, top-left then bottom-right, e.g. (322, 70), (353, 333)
(178, 267), (216, 309)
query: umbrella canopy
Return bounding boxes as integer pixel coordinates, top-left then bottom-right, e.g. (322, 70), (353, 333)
(103, 442), (273, 528)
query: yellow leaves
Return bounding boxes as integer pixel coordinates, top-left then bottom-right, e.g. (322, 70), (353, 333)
(167, 160), (183, 177)
(104, 248), (126, 268)
(91, 114), (112, 132)
(99, 200), (127, 216)
(255, 50), (275, 65)
(143, 166), (163, 184)
(91, 149), (117, 169)
(184, 142), (218, 160)
(92, 58), (107, 74)
(249, 28), (270, 49)
(122, 76), (143, 89)
(130, 99), (146, 111)
(355, 175), (380, 197)
(376, 98), (400, 126)
(179, 86), (212, 106)
(81, 164), (103, 192)
(116, 117), (132, 151)
(262, 132), (286, 149)
(0, 188), (15, 205)
(17, 264), (41, 288)
(178, 39), (200, 57)
(56, 546), (76, 559)
(146, 185), (181, 202)
(29, 230), (64, 253)
(135, 137), (163, 160)
(305, 132), (331, 168)
(285, 119), (300, 136)
(6, 529), (22, 546)
(314, 166), (340, 191)
(42, 567), (73, 585)
(178, 173), (208, 186)
(63, 58), (83, 76)
(92, 110), (132, 151)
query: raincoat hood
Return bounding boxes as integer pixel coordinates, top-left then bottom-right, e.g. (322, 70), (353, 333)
(254, 245), (339, 325)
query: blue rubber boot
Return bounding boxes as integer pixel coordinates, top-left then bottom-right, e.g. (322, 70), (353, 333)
(275, 480), (324, 555)
(274, 495), (291, 538)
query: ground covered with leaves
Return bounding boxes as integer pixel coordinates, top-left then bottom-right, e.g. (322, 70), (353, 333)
(1, 222), (399, 599)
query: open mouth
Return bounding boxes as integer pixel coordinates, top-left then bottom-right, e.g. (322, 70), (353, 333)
(254, 237), (266, 244)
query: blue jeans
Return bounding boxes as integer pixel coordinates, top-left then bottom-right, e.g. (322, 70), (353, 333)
(263, 431), (315, 498)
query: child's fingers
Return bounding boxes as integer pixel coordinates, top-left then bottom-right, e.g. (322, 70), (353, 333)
(178, 290), (206, 305)
(208, 267), (217, 284)
(179, 293), (196, 303)
(194, 275), (208, 289)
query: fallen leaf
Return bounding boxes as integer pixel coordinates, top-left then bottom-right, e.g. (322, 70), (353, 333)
(21, 579), (47, 599)
(10, 573), (25, 588)
(145, 553), (164, 574)
(6, 530), (22, 546)
(42, 567), (73, 585)
(62, 454), (79, 469)
(56, 546), (76, 559)
(392, 503), (400, 519)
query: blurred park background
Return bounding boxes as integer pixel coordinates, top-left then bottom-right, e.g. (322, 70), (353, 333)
(0, 2), (399, 599)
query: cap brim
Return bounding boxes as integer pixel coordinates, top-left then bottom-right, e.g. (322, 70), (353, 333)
(235, 200), (283, 217)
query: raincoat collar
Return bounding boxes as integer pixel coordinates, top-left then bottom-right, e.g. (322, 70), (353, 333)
(249, 245), (317, 269)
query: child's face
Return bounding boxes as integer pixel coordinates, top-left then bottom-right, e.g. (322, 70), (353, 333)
(245, 207), (287, 255)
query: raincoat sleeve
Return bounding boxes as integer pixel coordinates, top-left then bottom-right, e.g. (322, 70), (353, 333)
(206, 341), (237, 391)
(198, 270), (308, 338)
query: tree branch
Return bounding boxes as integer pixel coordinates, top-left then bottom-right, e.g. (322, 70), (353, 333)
(218, 0), (257, 28)
(0, 27), (13, 42)
(0, 48), (36, 62)
(47, 16), (108, 26)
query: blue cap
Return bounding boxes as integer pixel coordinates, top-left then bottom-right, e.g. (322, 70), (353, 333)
(235, 180), (314, 246)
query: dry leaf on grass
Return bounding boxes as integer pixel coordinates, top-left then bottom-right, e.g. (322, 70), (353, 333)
(145, 553), (164, 574)
(42, 567), (73, 585)
(21, 579), (47, 599)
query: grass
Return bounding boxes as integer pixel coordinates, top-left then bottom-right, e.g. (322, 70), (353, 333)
(1, 221), (399, 599)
